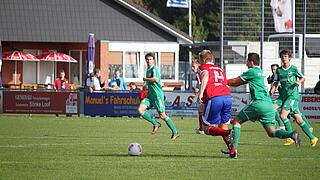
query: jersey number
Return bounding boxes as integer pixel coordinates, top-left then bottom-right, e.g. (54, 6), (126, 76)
(214, 70), (225, 82)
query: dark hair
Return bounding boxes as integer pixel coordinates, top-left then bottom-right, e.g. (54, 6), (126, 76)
(247, 53), (260, 65)
(145, 52), (155, 60)
(59, 69), (65, 73)
(129, 82), (136, 86)
(280, 49), (292, 58)
(271, 64), (279, 68)
(94, 68), (100, 74)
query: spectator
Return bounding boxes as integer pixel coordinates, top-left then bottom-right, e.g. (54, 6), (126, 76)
(86, 73), (101, 93)
(54, 69), (71, 117)
(129, 82), (141, 93)
(267, 64), (279, 84)
(139, 85), (148, 101)
(54, 69), (69, 90)
(108, 69), (127, 90)
(314, 74), (320, 94)
(94, 68), (105, 89)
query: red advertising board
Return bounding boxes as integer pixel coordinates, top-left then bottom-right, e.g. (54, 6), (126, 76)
(3, 91), (80, 114)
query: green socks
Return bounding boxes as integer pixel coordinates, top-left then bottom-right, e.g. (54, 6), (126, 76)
(274, 129), (292, 138)
(301, 114), (312, 129)
(283, 118), (293, 133)
(141, 111), (159, 126)
(141, 112), (178, 135)
(164, 117), (178, 135)
(300, 121), (315, 140)
(233, 125), (241, 149)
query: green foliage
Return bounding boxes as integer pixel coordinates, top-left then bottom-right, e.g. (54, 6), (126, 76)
(131, 0), (220, 41)
(1, 114), (320, 179)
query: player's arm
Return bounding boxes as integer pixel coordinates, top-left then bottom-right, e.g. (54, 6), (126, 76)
(143, 77), (158, 82)
(197, 70), (209, 104)
(295, 77), (305, 87)
(270, 82), (279, 96)
(227, 77), (246, 87)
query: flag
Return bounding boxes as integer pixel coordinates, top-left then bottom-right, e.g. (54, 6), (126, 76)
(0, 40), (2, 87)
(166, 0), (189, 8)
(270, 0), (293, 32)
(87, 33), (95, 75)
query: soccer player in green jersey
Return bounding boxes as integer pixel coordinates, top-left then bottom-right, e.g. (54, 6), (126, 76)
(270, 49), (318, 147)
(137, 53), (180, 140)
(227, 53), (300, 159)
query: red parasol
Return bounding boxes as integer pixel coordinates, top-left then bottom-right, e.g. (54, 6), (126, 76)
(36, 52), (77, 63)
(2, 51), (39, 61)
(2, 51), (39, 85)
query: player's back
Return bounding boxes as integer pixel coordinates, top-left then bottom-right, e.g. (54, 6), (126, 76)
(199, 63), (231, 102)
(242, 67), (270, 102)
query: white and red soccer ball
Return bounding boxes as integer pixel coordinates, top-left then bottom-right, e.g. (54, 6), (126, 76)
(128, 142), (142, 156)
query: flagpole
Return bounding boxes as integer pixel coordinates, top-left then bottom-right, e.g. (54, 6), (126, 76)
(188, 0), (192, 90)
(220, 0), (224, 68)
(260, 0), (264, 69)
(292, 0), (296, 59)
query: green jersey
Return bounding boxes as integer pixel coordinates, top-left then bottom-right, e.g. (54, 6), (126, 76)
(240, 66), (271, 102)
(146, 65), (163, 98)
(274, 65), (303, 99)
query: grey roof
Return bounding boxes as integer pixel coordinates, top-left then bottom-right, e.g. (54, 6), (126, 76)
(0, 0), (192, 43)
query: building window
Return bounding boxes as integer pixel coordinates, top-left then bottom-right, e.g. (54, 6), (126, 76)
(160, 52), (175, 80)
(108, 52), (123, 79)
(125, 52), (139, 78)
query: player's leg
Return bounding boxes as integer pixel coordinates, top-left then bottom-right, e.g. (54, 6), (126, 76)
(202, 97), (231, 137)
(158, 112), (179, 139)
(274, 103), (285, 129)
(219, 95), (233, 150)
(137, 98), (160, 133)
(155, 97), (179, 139)
(279, 108), (296, 146)
(264, 125), (301, 147)
(300, 113), (313, 132)
(229, 117), (241, 158)
(292, 113), (318, 147)
(229, 101), (261, 158)
(193, 104), (204, 134)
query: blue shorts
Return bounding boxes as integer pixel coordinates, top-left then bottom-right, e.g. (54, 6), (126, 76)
(202, 95), (232, 126)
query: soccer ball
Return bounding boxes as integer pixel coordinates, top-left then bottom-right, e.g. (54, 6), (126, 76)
(128, 142), (142, 156)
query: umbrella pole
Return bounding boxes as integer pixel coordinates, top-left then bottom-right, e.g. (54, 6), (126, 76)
(14, 60), (17, 85)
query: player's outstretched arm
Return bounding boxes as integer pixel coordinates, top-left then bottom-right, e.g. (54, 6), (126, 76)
(227, 77), (246, 87)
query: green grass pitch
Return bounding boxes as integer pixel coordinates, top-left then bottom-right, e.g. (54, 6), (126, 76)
(0, 114), (319, 179)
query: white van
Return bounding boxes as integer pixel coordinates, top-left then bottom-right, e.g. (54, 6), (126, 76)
(268, 34), (320, 91)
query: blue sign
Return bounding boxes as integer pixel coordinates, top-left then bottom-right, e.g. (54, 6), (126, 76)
(84, 92), (140, 116)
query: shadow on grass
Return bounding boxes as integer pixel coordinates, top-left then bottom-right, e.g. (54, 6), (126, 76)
(85, 153), (226, 159)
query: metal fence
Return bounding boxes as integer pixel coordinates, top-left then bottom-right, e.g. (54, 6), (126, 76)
(184, 0), (320, 92)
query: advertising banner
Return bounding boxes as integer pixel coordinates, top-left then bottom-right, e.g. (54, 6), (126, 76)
(84, 92), (140, 116)
(3, 91), (80, 114)
(0, 90), (3, 113)
(147, 93), (199, 117)
(299, 94), (320, 120)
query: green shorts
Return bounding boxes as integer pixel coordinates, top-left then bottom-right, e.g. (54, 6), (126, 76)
(238, 100), (276, 127)
(141, 96), (165, 112)
(275, 96), (300, 114)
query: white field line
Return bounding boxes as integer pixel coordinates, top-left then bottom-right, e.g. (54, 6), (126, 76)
(0, 142), (124, 148)
(0, 157), (318, 164)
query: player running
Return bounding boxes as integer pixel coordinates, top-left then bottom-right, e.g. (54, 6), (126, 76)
(191, 59), (204, 134)
(197, 50), (234, 152)
(137, 53), (179, 140)
(227, 53), (300, 159)
(270, 49), (318, 147)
